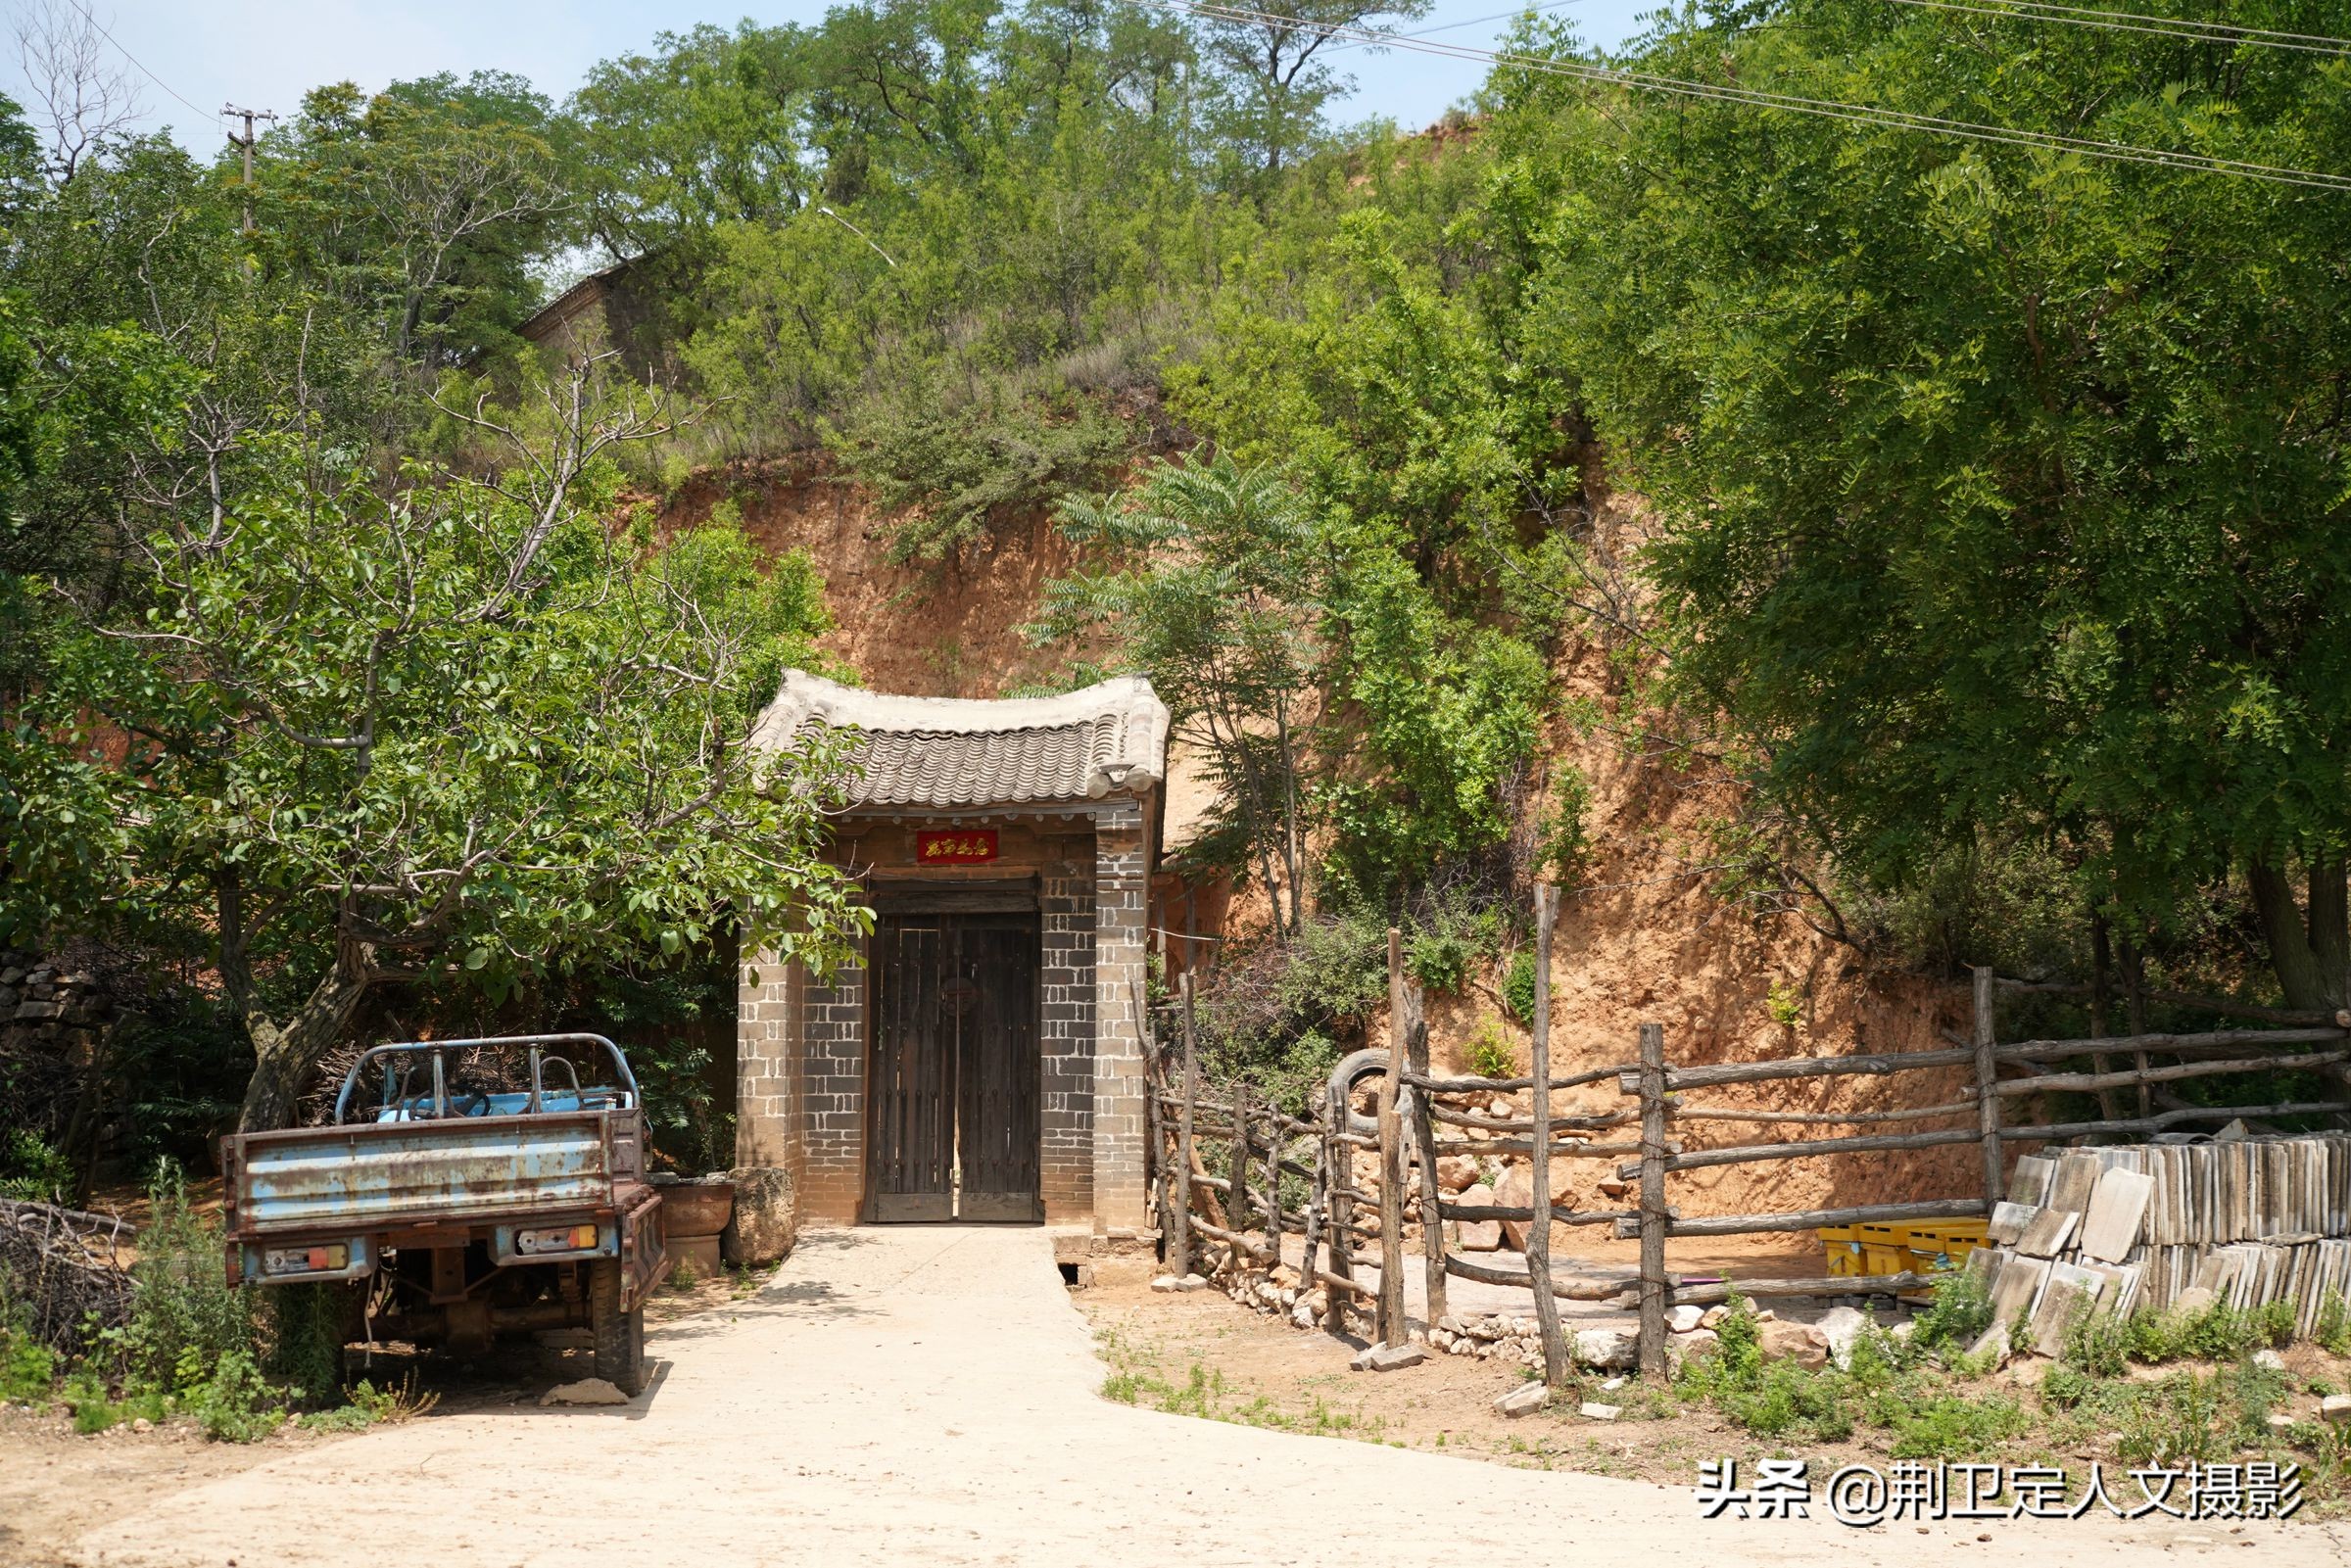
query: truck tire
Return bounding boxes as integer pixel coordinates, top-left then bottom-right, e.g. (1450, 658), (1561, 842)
(589, 1258), (647, 1396)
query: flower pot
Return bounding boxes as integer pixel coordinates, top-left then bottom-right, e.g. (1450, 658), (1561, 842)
(659, 1177), (737, 1239)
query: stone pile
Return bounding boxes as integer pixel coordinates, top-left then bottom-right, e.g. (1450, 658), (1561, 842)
(0, 955), (113, 1067)
(1970, 1132), (2351, 1361)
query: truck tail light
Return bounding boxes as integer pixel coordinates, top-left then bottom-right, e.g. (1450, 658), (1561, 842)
(264, 1243), (349, 1275)
(517, 1223), (600, 1255)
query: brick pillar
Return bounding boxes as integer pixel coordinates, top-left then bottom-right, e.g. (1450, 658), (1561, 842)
(1039, 837), (1096, 1221)
(736, 947), (801, 1175)
(797, 928), (869, 1222)
(1092, 803), (1150, 1232)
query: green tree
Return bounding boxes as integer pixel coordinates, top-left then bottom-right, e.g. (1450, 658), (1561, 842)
(1033, 451), (1322, 936)
(1507, 4), (2351, 1005)
(10, 354), (865, 1128)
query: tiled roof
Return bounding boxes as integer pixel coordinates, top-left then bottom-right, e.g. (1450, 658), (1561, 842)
(747, 672), (1170, 810)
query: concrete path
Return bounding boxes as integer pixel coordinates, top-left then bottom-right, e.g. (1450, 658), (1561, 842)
(69, 1228), (2346, 1568)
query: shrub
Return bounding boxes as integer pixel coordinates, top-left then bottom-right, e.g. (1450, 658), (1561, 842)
(0, 1129), (75, 1203)
(2319, 1293), (2351, 1356)
(114, 1162), (259, 1392)
(264, 1283), (351, 1405)
(1501, 950), (1537, 1024)
(1538, 769), (1593, 882)
(1764, 980), (1803, 1030)
(1406, 927), (1476, 995)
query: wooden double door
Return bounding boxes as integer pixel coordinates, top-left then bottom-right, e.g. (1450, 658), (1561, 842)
(865, 913), (1043, 1222)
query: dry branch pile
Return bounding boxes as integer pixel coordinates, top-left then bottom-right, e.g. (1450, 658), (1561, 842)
(0, 1198), (133, 1354)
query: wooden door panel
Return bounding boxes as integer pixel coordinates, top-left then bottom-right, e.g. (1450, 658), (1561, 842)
(867, 921), (952, 1221)
(955, 920), (1040, 1222)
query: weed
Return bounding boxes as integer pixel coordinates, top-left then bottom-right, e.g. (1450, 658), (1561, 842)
(1464, 1021), (1516, 1081)
(671, 1257), (702, 1291)
(188, 1350), (284, 1444)
(0, 1314), (55, 1402)
(1909, 1266), (1992, 1355)
(112, 1162), (258, 1391)
(1764, 980), (1803, 1030)
(1888, 1394), (2028, 1459)
(2063, 1307), (2130, 1378)
(264, 1282), (352, 1405)
(62, 1368), (120, 1433)
(2318, 1293), (2351, 1357)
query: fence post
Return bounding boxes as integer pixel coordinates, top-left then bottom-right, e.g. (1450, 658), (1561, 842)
(1145, 1035), (1166, 1261)
(1263, 1101), (1282, 1279)
(1325, 1080), (1358, 1340)
(1971, 965), (2004, 1207)
(1636, 1021), (1668, 1382)
(1377, 927), (1409, 1347)
(1229, 1080), (1252, 1251)
(1407, 1006), (1448, 1332)
(1174, 973), (1198, 1278)
(1527, 883), (1568, 1386)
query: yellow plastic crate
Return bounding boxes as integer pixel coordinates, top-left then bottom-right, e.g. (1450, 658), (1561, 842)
(1905, 1220), (1990, 1273)
(1819, 1224), (1866, 1277)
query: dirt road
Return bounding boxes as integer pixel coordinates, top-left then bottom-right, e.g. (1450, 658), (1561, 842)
(66, 1228), (2348, 1567)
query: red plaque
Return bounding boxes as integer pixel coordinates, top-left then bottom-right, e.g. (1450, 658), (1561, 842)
(916, 829), (999, 864)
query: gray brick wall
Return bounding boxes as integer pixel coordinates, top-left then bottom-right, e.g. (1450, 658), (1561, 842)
(798, 929), (869, 1220)
(1040, 836), (1096, 1222)
(1091, 803), (1151, 1231)
(735, 948), (801, 1178)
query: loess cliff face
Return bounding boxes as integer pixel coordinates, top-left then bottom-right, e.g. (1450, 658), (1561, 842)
(669, 462), (1977, 1219)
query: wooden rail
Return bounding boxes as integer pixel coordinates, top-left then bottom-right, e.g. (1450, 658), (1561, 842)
(1149, 940), (2351, 1387)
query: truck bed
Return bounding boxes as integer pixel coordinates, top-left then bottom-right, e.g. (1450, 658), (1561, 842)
(223, 1110), (645, 1239)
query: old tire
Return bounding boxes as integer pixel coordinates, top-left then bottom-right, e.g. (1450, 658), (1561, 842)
(589, 1258), (647, 1396)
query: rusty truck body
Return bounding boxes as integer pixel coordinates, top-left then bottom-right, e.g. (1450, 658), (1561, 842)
(219, 1034), (667, 1395)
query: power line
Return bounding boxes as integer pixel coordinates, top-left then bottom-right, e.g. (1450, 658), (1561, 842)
(1153, 0), (2351, 191)
(1870, 0), (2351, 57)
(1323, 0), (1591, 58)
(54, 0), (213, 121)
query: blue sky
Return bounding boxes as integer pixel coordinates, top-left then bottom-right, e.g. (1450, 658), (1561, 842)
(29, 1), (1658, 155)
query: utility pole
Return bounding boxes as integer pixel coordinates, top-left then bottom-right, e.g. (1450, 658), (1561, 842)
(220, 105), (278, 234)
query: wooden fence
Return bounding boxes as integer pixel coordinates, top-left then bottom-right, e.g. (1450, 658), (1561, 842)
(1148, 908), (2351, 1385)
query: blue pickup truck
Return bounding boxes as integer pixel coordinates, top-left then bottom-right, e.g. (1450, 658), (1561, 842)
(218, 1034), (668, 1395)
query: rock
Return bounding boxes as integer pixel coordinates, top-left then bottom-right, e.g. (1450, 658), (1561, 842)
(1176, 1273), (1211, 1292)
(1596, 1176), (1631, 1200)
(1496, 1382), (1549, 1417)
(1666, 1328), (1717, 1376)
(1350, 1343), (1427, 1373)
(2268, 1413), (2297, 1433)
(1578, 1402), (1622, 1421)
(1753, 1308), (1777, 1323)
(2170, 1285), (2217, 1315)
(12, 1000), (63, 1022)
(1291, 1303), (1315, 1328)
(723, 1164), (797, 1266)
(1700, 1306), (1729, 1329)
(1966, 1323), (2012, 1370)
(1814, 1306), (1872, 1369)
(1455, 1183), (1504, 1252)
(1489, 1096), (1514, 1118)
(1755, 1320), (1829, 1368)
(1573, 1327), (1637, 1370)
(1494, 1164), (1536, 1252)
(1436, 1155), (1479, 1193)
(130, 1417), (152, 1432)
(2252, 1349), (2286, 1373)
(2320, 1395), (2351, 1426)
(1888, 1321), (1915, 1343)
(540, 1378), (630, 1406)
(1666, 1305), (1705, 1334)
(1150, 1274), (1181, 1292)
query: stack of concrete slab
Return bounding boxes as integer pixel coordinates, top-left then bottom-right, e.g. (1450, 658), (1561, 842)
(1973, 1132), (2351, 1345)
